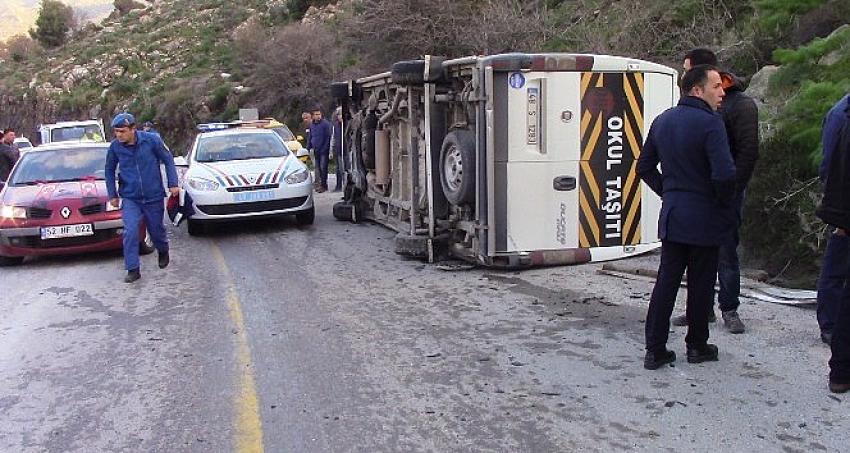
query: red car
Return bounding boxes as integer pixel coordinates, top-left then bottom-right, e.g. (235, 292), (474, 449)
(0, 143), (153, 266)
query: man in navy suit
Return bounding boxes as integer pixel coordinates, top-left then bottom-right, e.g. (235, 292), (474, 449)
(637, 65), (737, 370)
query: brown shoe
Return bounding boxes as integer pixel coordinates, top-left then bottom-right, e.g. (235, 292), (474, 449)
(829, 380), (850, 393)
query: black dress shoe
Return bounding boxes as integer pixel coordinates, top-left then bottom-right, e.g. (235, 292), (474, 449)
(644, 349), (676, 370)
(686, 343), (719, 363)
(124, 269), (141, 283)
(829, 380), (850, 393)
(158, 250), (170, 269)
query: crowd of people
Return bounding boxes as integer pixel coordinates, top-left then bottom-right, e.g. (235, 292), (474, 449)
(637, 48), (850, 395)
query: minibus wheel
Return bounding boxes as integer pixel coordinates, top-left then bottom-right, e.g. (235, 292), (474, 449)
(439, 129), (476, 206)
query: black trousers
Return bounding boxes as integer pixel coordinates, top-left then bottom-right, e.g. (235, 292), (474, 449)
(829, 257), (850, 383)
(645, 240), (719, 353)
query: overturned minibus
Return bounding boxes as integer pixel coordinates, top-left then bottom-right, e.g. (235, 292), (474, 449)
(330, 53), (679, 268)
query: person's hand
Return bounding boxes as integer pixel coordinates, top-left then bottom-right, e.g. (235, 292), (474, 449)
(109, 198), (120, 208)
(169, 187), (179, 196)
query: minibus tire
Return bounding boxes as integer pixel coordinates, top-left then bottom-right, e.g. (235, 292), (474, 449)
(391, 60), (426, 85)
(333, 202), (353, 221)
(330, 81), (350, 99)
(439, 129), (476, 206)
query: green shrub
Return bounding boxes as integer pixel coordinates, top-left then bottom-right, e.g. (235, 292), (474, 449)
(755, 0), (826, 33)
(29, 0), (75, 48)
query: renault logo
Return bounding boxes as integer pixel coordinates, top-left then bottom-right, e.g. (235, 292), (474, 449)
(60, 206), (71, 219)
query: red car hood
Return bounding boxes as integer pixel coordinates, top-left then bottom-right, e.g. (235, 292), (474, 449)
(2, 180), (109, 208)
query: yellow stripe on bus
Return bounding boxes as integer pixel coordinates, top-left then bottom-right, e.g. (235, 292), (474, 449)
(581, 72), (592, 96)
(580, 161), (602, 207)
(579, 190), (601, 246)
(624, 115), (642, 160)
(624, 79), (644, 132)
(633, 73), (645, 98)
(581, 109), (592, 136)
(622, 165), (643, 245)
(582, 113), (603, 161)
(579, 221), (590, 248)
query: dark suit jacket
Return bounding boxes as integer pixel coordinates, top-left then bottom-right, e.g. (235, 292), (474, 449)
(637, 96), (737, 247)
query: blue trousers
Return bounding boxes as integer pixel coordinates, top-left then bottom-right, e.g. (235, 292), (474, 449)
(122, 198), (168, 271)
(316, 150), (330, 189)
(646, 241), (719, 353)
(716, 192), (745, 312)
(818, 231), (850, 334)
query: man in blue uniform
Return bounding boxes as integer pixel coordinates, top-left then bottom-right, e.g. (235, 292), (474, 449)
(105, 113), (179, 283)
(309, 107), (332, 193)
(637, 65), (737, 370)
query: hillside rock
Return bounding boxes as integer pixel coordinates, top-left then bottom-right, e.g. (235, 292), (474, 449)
(746, 65), (781, 139)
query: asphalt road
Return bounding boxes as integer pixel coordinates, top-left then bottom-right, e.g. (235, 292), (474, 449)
(1, 186), (847, 452)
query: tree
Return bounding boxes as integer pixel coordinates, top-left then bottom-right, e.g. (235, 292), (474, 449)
(29, 0), (75, 48)
(0, 35), (42, 62)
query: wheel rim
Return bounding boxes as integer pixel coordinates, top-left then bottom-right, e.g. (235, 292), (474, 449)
(443, 145), (464, 193)
(143, 230), (153, 248)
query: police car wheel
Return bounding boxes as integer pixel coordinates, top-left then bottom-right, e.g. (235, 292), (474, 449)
(0, 255), (24, 266)
(439, 129), (476, 206)
(187, 219), (205, 236)
(139, 229), (155, 255)
(296, 206), (315, 226)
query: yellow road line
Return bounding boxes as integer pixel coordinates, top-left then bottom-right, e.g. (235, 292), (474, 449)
(211, 243), (265, 453)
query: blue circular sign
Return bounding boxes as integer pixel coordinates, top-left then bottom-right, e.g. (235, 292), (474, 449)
(509, 72), (526, 89)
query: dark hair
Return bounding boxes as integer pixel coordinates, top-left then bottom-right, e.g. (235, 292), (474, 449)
(2, 128), (14, 135)
(684, 48), (718, 66)
(681, 64), (719, 93)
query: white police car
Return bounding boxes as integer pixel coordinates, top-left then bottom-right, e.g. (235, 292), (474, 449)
(179, 124), (314, 235)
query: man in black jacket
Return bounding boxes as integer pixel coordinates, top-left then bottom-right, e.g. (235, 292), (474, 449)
(0, 128), (21, 182)
(816, 94), (850, 393)
(638, 65), (737, 370)
(816, 94), (850, 346)
(671, 48), (759, 334)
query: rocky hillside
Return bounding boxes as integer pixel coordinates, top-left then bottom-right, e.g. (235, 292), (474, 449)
(0, 0), (848, 285)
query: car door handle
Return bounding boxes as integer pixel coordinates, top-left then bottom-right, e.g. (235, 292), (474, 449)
(553, 176), (577, 191)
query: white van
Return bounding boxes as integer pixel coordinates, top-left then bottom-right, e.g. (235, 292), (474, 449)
(38, 119), (105, 145)
(331, 53), (679, 268)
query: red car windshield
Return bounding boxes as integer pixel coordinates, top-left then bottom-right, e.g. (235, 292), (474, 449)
(10, 147), (107, 186)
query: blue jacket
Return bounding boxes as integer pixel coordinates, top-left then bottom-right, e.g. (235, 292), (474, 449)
(637, 96), (737, 246)
(820, 94), (850, 182)
(309, 118), (332, 155)
(105, 130), (178, 202)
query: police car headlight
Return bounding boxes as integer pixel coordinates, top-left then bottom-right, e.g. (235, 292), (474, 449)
(187, 177), (220, 191)
(284, 169), (309, 184)
(0, 205), (27, 219)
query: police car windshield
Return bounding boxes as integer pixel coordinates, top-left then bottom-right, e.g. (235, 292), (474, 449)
(195, 133), (288, 163)
(271, 126), (295, 141)
(10, 147), (107, 186)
